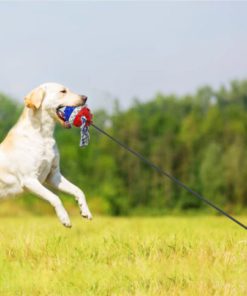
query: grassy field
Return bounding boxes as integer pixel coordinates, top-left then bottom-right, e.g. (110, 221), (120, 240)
(0, 215), (246, 296)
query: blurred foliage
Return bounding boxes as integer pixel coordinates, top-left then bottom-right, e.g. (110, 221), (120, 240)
(1, 80), (247, 215)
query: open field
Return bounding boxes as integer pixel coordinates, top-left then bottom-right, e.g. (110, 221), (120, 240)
(0, 216), (246, 296)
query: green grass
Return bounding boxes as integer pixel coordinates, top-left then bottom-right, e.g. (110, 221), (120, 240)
(0, 216), (246, 296)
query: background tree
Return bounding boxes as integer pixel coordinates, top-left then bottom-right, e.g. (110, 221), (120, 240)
(1, 81), (247, 215)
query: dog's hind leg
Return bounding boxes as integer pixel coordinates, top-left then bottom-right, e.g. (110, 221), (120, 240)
(0, 170), (23, 199)
(23, 178), (71, 227)
(47, 173), (92, 220)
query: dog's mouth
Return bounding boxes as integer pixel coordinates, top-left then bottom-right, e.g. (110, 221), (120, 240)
(56, 105), (66, 122)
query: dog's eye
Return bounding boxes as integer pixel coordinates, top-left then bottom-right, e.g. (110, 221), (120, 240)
(60, 89), (67, 94)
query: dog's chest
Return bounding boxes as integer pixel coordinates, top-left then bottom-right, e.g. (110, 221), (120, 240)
(37, 138), (57, 182)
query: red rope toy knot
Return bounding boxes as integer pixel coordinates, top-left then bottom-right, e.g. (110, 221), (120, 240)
(74, 106), (93, 127)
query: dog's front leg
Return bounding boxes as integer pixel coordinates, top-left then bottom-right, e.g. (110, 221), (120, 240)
(23, 178), (71, 227)
(47, 173), (92, 220)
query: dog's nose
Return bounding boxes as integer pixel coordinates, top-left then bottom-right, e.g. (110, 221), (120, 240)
(81, 95), (87, 103)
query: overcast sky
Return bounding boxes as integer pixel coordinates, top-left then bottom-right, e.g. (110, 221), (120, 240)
(0, 1), (247, 110)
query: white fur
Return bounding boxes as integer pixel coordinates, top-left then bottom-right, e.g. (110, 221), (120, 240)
(0, 82), (92, 227)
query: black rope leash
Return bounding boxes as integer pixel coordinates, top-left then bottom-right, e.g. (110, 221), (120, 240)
(92, 123), (247, 231)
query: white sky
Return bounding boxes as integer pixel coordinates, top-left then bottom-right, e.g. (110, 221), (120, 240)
(0, 1), (247, 110)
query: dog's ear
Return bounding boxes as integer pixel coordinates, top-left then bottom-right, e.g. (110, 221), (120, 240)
(24, 87), (45, 110)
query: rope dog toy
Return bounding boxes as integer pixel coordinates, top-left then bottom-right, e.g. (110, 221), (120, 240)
(57, 106), (93, 147)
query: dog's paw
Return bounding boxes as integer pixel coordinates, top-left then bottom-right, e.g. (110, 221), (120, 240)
(56, 206), (72, 228)
(79, 203), (93, 220)
(60, 215), (72, 228)
(62, 221), (72, 228)
(80, 208), (93, 220)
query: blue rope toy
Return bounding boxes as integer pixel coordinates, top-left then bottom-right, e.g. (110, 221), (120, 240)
(57, 105), (93, 147)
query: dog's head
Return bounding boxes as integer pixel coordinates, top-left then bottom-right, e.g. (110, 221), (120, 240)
(24, 83), (87, 127)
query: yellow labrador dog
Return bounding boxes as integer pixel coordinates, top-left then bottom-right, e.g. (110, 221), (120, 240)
(0, 83), (92, 227)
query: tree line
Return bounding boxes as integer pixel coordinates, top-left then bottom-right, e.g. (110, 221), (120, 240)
(1, 80), (247, 215)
